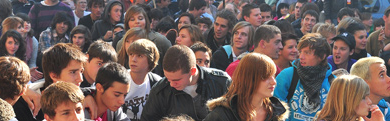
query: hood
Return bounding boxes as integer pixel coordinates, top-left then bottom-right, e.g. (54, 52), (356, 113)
(101, 0), (124, 24)
(206, 96), (290, 121)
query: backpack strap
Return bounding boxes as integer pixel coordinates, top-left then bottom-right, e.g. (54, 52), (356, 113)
(222, 45), (232, 59)
(287, 67), (299, 102)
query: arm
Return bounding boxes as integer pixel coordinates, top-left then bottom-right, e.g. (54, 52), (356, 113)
(22, 87), (41, 116)
(273, 67), (294, 102)
(38, 29), (51, 53)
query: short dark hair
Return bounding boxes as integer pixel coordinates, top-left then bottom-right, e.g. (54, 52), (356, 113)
(346, 22), (366, 35)
(176, 12), (195, 28)
(196, 17), (212, 29)
(337, 7), (355, 20)
(241, 3), (259, 20)
(297, 0), (308, 4)
(0, 30), (26, 61)
(41, 81), (84, 119)
(302, 10), (319, 22)
(0, 56), (30, 100)
(51, 12), (74, 35)
(87, 40), (117, 63)
(87, 0), (104, 9)
(254, 25), (281, 48)
(281, 33), (298, 46)
(149, 8), (164, 21)
(216, 9), (237, 30)
(374, 18), (385, 27)
(190, 42), (212, 59)
(259, 3), (272, 12)
(189, 0), (206, 11)
(42, 43), (87, 88)
(163, 45), (196, 74)
(360, 12), (372, 21)
(273, 19), (295, 35)
(95, 62), (130, 91)
(299, 2), (319, 19)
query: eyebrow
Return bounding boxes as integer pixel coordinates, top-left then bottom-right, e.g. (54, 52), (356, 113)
(114, 91), (124, 94)
(60, 109), (71, 112)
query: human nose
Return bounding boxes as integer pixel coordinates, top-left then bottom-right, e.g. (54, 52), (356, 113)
(76, 71), (83, 84)
(367, 97), (372, 105)
(277, 42), (283, 49)
(118, 96), (125, 105)
(270, 77), (276, 85)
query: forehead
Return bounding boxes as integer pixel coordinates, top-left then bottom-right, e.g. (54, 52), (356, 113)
(236, 26), (250, 32)
(261, 11), (271, 16)
(215, 17), (228, 25)
(6, 37), (17, 42)
(270, 34), (281, 41)
(164, 70), (189, 79)
(303, 14), (316, 20)
(179, 16), (190, 21)
(369, 63), (386, 72)
(55, 101), (82, 112)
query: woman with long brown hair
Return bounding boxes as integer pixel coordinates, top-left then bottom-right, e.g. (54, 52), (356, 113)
(204, 53), (289, 121)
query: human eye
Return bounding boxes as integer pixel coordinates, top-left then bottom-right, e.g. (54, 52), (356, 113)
(62, 112), (69, 115)
(138, 16), (144, 20)
(234, 31), (239, 35)
(196, 60), (202, 64)
(137, 54), (143, 58)
(205, 60), (210, 65)
(130, 18), (135, 21)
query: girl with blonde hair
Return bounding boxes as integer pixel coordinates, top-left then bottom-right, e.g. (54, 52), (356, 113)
(316, 75), (384, 121)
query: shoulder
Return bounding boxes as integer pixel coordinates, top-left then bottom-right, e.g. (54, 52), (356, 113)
(202, 67), (231, 79)
(150, 78), (171, 93)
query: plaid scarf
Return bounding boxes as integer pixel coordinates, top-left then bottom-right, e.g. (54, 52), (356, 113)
(295, 60), (329, 105)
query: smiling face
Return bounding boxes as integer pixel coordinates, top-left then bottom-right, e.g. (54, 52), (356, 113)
(367, 63), (390, 99)
(56, 22), (69, 36)
(332, 40), (353, 67)
(5, 37), (20, 55)
(45, 101), (84, 121)
(233, 26), (250, 50)
(301, 14), (317, 33)
(98, 81), (130, 111)
(110, 5), (122, 24)
(299, 46), (323, 67)
(353, 30), (367, 51)
(128, 13), (146, 29)
(176, 29), (193, 47)
(355, 95), (372, 117)
(51, 60), (84, 86)
(262, 34), (283, 59)
(280, 39), (298, 61)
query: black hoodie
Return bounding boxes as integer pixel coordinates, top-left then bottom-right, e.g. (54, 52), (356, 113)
(91, 0), (124, 41)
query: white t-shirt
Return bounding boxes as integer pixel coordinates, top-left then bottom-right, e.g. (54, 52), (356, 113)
(73, 10), (91, 25)
(183, 84), (198, 98)
(123, 70), (154, 120)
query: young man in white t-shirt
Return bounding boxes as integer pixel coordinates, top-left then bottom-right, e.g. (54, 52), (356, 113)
(123, 39), (162, 120)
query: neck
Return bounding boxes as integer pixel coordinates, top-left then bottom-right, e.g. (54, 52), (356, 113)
(44, 0), (58, 6)
(90, 14), (99, 21)
(130, 71), (148, 85)
(253, 47), (264, 55)
(354, 48), (361, 54)
(189, 68), (200, 86)
(214, 36), (226, 47)
(335, 59), (349, 70)
(274, 58), (290, 70)
(94, 93), (108, 117)
(188, 11), (198, 18)
(4, 98), (16, 106)
(83, 70), (94, 85)
(300, 28), (308, 35)
(369, 92), (382, 105)
(232, 46), (247, 57)
(57, 33), (65, 38)
(75, 9), (84, 18)
(251, 96), (264, 111)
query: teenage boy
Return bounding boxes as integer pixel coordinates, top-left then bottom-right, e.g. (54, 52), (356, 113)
(81, 40), (118, 87)
(141, 45), (231, 121)
(0, 56), (30, 120)
(84, 62), (130, 120)
(13, 43), (86, 121)
(78, 0), (104, 30)
(123, 39), (162, 120)
(242, 3), (262, 28)
(295, 10), (318, 38)
(351, 57), (390, 120)
(41, 81), (85, 121)
(205, 9), (237, 53)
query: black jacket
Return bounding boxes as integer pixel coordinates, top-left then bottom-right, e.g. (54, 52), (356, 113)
(211, 46), (234, 71)
(204, 96), (289, 121)
(140, 66), (231, 121)
(204, 28), (231, 54)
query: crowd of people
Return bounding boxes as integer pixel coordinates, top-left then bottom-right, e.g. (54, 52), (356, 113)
(1, 0), (390, 120)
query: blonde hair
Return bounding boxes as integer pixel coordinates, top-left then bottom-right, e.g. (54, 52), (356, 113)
(231, 21), (254, 50)
(316, 75), (370, 121)
(1, 16), (23, 33)
(316, 23), (336, 39)
(224, 53), (276, 120)
(350, 57), (384, 81)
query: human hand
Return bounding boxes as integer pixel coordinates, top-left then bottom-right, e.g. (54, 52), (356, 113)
(363, 105), (385, 121)
(22, 88), (41, 116)
(103, 31), (113, 40)
(30, 67), (43, 82)
(83, 95), (98, 119)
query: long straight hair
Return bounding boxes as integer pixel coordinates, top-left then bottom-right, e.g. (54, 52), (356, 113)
(316, 75), (370, 121)
(224, 53), (276, 120)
